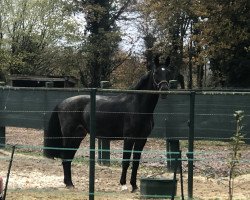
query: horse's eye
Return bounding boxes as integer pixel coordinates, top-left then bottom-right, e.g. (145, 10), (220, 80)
(155, 70), (160, 75)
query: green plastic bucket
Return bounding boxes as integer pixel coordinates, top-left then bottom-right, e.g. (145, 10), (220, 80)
(140, 178), (177, 199)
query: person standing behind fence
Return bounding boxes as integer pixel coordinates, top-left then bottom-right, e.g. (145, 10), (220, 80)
(0, 176), (3, 200)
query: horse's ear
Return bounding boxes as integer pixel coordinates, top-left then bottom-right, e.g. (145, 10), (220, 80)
(165, 56), (171, 67)
(154, 55), (160, 68)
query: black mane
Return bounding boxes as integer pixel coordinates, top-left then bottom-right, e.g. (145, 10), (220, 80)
(131, 72), (152, 90)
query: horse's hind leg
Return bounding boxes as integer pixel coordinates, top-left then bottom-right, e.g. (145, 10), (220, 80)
(62, 161), (74, 187)
(130, 138), (147, 192)
(61, 125), (87, 188)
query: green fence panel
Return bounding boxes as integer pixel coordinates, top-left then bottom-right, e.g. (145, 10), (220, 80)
(1, 87), (250, 143)
(195, 93), (250, 140)
(0, 88), (47, 128)
(151, 92), (250, 143)
(152, 94), (190, 139)
(0, 87), (89, 129)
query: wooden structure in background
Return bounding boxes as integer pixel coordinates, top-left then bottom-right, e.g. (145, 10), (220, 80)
(9, 75), (77, 88)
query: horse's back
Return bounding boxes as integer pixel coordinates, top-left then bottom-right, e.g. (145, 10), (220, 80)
(58, 95), (89, 109)
(85, 95), (127, 138)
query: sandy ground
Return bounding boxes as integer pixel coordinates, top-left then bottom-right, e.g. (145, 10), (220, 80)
(0, 127), (249, 199)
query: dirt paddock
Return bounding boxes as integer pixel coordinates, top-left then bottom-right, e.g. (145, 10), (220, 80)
(0, 127), (250, 199)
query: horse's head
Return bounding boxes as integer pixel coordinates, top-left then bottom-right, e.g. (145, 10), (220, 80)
(152, 55), (172, 92)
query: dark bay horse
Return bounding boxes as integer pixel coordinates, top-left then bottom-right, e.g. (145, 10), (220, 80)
(44, 56), (173, 192)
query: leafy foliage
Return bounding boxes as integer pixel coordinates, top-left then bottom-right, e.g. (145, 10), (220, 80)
(193, 0), (250, 87)
(228, 110), (245, 199)
(111, 52), (146, 88)
(138, 0), (250, 88)
(74, 0), (134, 87)
(0, 0), (249, 88)
(0, 0), (83, 78)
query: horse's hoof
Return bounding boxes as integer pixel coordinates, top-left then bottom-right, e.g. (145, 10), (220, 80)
(66, 184), (74, 189)
(121, 184), (128, 191)
(131, 186), (138, 193)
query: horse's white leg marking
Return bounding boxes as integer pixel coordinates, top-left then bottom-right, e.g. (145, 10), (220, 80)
(121, 184), (128, 191)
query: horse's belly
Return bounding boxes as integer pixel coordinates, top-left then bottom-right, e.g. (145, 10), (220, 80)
(95, 117), (124, 140)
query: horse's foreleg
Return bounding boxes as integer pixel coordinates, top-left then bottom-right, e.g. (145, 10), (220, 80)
(120, 139), (134, 189)
(130, 139), (147, 192)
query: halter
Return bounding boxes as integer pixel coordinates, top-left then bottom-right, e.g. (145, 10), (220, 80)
(152, 69), (170, 90)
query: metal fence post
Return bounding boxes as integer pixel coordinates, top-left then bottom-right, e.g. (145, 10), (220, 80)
(0, 87), (6, 148)
(188, 91), (195, 199)
(98, 81), (110, 166)
(3, 145), (15, 200)
(166, 139), (180, 171)
(89, 89), (96, 200)
(0, 127), (5, 148)
(166, 80), (180, 171)
(43, 83), (53, 146)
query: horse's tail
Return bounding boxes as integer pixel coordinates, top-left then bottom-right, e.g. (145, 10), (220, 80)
(44, 106), (63, 159)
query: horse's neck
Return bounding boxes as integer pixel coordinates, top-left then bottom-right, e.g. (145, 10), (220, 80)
(132, 72), (159, 113)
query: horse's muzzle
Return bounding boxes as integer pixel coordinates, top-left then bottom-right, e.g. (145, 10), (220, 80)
(159, 82), (169, 99)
